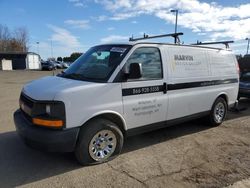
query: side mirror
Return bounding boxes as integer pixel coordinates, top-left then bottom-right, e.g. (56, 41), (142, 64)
(129, 63), (142, 79)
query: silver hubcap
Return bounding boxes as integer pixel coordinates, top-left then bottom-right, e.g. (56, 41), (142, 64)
(89, 130), (117, 161)
(214, 102), (225, 123)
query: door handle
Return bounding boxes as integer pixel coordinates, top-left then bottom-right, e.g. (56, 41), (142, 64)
(163, 82), (167, 94)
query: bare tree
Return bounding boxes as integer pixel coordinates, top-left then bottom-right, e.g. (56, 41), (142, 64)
(0, 24), (11, 52)
(13, 27), (29, 52)
(0, 24), (11, 40)
(0, 25), (29, 52)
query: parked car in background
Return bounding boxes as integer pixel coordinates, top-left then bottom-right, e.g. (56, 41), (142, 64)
(62, 62), (70, 68)
(41, 61), (56, 71)
(58, 61), (65, 68)
(238, 71), (250, 99)
(53, 61), (63, 69)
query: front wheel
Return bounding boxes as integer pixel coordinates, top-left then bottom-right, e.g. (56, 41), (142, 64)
(207, 97), (227, 126)
(75, 118), (124, 165)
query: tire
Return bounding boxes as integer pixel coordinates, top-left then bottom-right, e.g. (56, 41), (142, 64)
(75, 118), (124, 165)
(207, 97), (227, 126)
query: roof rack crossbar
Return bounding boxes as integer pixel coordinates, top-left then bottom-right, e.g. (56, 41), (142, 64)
(129, 32), (183, 44)
(192, 40), (234, 49)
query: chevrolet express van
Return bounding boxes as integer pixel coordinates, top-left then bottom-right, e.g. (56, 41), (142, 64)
(14, 39), (239, 165)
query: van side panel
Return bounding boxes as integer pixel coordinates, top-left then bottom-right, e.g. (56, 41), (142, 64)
(207, 50), (239, 106)
(209, 50), (237, 77)
(165, 46), (238, 121)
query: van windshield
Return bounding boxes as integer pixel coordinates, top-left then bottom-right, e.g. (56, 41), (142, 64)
(60, 45), (131, 82)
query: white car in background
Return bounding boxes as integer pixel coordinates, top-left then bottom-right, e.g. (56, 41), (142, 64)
(62, 62), (70, 68)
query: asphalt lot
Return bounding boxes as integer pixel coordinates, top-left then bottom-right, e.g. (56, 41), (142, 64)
(0, 70), (250, 188)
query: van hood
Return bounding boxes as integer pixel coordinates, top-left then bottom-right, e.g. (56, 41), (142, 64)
(22, 76), (94, 100)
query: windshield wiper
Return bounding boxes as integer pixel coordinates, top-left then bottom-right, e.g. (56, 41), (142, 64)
(59, 72), (106, 82)
(60, 73), (86, 80)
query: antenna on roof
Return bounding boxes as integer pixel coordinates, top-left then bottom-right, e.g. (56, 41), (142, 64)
(192, 40), (234, 49)
(129, 32), (184, 44)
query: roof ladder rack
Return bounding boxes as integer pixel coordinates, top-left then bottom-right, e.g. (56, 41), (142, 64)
(129, 32), (184, 44)
(192, 40), (234, 49)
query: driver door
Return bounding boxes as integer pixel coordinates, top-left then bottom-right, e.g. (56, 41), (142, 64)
(121, 46), (168, 131)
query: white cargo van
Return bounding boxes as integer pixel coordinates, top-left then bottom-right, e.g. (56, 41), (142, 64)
(14, 34), (239, 165)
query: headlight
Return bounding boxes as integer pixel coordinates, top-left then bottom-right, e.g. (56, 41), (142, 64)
(46, 104), (51, 115)
(32, 101), (65, 129)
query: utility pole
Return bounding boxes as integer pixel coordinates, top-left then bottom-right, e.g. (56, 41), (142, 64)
(171, 9), (178, 44)
(246, 38), (250, 55)
(36, 42), (40, 55)
(50, 40), (53, 59)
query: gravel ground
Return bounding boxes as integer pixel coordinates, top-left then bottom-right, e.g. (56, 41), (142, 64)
(0, 70), (249, 188)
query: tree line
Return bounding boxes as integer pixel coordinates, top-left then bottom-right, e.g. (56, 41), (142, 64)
(57, 52), (83, 62)
(0, 24), (29, 53)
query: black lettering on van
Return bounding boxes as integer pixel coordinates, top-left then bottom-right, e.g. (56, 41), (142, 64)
(174, 55), (194, 61)
(122, 85), (163, 96)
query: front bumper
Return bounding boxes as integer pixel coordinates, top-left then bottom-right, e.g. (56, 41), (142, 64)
(14, 110), (80, 152)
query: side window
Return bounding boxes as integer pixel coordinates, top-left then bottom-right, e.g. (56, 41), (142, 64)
(126, 47), (163, 80)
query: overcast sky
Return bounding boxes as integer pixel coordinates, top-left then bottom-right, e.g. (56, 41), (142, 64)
(0, 0), (250, 59)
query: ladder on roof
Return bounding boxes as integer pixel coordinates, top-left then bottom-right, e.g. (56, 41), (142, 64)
(192, 40), (234, 49)
(129, 32), (183, 44)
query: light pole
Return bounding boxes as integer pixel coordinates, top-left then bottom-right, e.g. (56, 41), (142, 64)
(36, 42), (40, 55)
(171, 9), (178, 43)
(246, 38), (250, 55)
(50, 40), (53, 59)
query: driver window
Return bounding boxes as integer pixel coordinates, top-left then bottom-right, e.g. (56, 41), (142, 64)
(126, 47), (163, 80)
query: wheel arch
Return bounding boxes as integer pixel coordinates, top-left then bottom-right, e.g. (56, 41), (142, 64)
(215, 92), (229, 106)
(81, 111), (127, 135)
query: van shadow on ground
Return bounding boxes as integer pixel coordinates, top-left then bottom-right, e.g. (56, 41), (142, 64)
(0, 99), (249, 187)
(0, 131), (79, 187)
(0, 123), (213, 187)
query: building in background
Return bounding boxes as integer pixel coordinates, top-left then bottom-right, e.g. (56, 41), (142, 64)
(0, 59), (12, 70)
(0, 52), (41, 70)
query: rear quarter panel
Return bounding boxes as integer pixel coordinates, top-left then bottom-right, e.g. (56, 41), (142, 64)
(164, 46), (238, 120)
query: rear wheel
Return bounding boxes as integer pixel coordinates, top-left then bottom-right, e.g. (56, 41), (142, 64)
(207, 97), (227, 126)
(75, 118), (123, 165)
